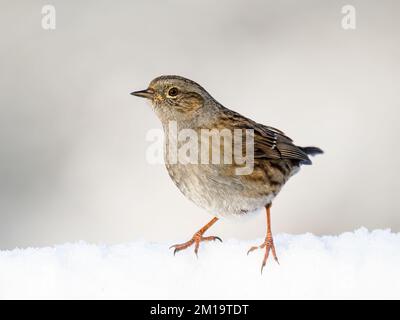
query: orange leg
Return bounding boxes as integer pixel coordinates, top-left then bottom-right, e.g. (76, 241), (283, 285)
(169, 217), (221, 257)
(247, 205), (279, 273)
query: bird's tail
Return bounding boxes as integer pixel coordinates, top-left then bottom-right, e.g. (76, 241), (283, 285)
(301, 146), (324, 156)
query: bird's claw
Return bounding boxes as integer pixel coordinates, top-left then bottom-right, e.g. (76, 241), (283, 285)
(247, 245), (260, 255)
(247, 238), (279, 274)
(169, 235), (222, 257)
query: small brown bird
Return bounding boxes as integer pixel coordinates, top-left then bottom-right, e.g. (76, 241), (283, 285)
(131, 75), (322, 272)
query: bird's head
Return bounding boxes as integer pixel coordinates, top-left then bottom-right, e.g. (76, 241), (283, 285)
(131, 75), (209, 122)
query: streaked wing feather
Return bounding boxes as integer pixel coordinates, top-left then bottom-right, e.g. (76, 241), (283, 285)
(217, 109), (310, 163)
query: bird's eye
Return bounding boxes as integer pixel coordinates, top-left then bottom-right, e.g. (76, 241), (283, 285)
(168, 87), (179, 97)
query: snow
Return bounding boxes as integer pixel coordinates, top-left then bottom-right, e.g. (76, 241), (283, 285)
(0, 228), (399, 299)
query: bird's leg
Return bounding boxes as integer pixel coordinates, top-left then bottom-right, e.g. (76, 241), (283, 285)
(247, 205), (279, 273)
(169, 217), (221, 257)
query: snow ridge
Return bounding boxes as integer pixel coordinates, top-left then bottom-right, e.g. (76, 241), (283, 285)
(0, 228), (399, 299)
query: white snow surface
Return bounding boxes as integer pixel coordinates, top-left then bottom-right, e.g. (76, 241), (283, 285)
(0, 228), (399, 300)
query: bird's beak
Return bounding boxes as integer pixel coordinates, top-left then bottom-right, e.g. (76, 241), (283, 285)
(130, 88), (154, 99)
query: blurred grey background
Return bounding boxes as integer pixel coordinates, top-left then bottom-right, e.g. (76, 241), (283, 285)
(0, 0), (399, 249)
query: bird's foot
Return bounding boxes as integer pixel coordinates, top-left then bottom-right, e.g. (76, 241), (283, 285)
(169, 232), (222, 257)
(247, 234), (279, 274)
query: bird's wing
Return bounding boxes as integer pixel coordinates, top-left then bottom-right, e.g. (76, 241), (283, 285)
(217, 109), (311, 164)
(253, 124), (311, 164)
